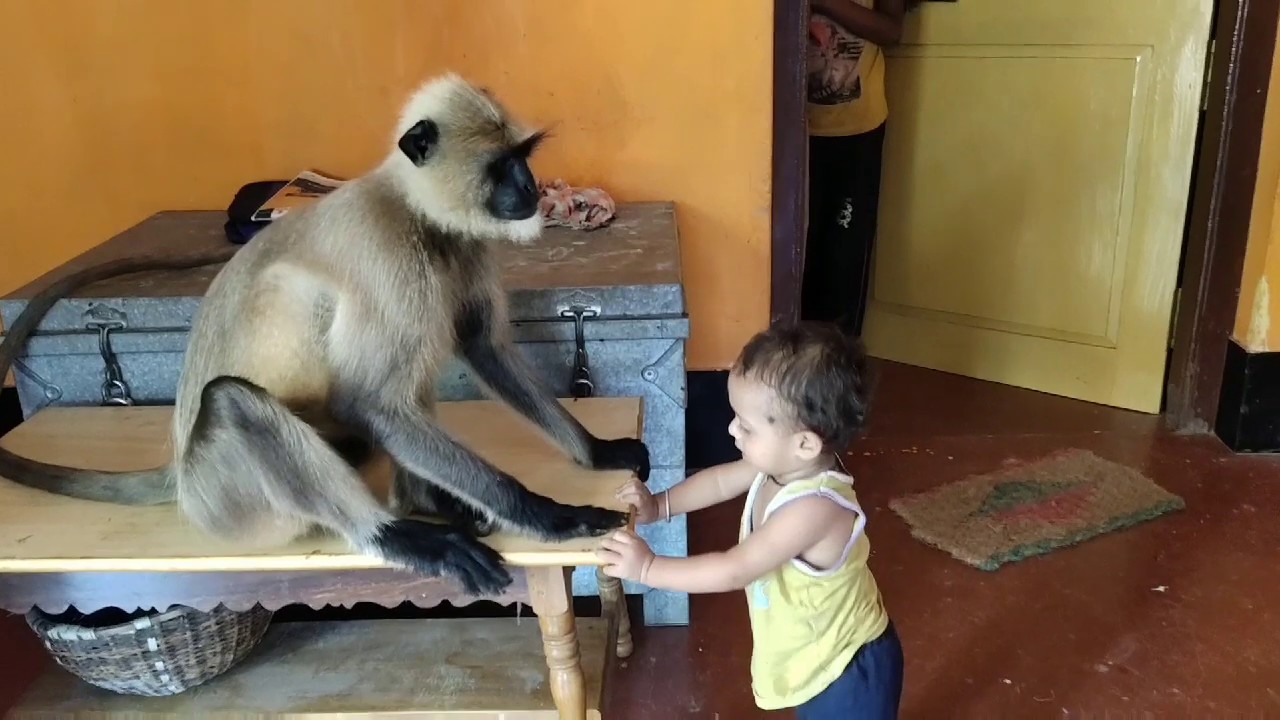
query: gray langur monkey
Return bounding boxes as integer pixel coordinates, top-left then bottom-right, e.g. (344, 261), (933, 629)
(0, 73), (647, 596)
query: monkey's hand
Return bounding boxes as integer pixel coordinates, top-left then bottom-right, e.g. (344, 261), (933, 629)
(521, 493), (629, 541)
(589, 437), (651, 483)
(371, 519), (513, 596)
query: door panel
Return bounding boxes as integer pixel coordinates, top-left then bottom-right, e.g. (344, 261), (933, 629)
(864, 0), (1214, 413)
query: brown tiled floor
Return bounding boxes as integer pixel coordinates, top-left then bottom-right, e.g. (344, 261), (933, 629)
(3, 362), (1279, 718)
(609, 361), (1280, 719)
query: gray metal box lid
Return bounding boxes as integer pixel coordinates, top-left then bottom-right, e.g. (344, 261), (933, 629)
(1, 202), (687, 339)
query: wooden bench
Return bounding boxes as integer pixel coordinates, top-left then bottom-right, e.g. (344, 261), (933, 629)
(0, 397), (642, 719)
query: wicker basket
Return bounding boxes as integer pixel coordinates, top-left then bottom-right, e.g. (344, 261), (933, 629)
(26, 603), (273, 697)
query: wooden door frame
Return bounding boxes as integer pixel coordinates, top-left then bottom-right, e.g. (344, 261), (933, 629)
(769, 0), (1280, 433)
(1166, 0), (1278, 432)
(770, 0), (809, 327)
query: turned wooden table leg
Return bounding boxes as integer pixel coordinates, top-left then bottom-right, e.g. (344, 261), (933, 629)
(595, 567), (633, 659)
(528, 565), (586, 720)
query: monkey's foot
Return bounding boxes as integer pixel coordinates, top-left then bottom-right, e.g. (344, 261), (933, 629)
(522, 495), (629, 541)
(589, 437), (651, 482)
(370, 519), (513, 596)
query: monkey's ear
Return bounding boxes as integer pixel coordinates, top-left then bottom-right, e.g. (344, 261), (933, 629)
(397, 119), (439, 166)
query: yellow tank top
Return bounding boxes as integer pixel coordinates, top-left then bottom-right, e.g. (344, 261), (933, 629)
(806, 1), (890, 137)
(739, 470), (889, 710)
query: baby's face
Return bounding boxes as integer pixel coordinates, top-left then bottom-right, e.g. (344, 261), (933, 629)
(726, 371), (809, 477)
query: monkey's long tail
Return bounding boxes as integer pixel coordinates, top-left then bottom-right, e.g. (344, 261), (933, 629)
(0, 245), (239, 505)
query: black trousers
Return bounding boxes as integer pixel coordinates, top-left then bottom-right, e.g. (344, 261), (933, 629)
(800, 123), (886, 338)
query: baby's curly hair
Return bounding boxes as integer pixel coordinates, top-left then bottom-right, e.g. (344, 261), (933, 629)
(731, 321), (873, 451)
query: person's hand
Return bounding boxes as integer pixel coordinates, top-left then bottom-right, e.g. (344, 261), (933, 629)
(596, 529), (656, 583)
(615, 477), (659, 525)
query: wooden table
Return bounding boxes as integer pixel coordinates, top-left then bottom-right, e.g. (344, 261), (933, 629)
(0, 397), (641, 719)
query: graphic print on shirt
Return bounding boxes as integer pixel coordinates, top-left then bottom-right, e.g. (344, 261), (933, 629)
(807, 13), (866, 106)
(749, 578), (772, 611)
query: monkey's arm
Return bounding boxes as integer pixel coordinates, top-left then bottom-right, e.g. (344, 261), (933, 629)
(346, 398), (627, 541)
(455, 299), (651, 482)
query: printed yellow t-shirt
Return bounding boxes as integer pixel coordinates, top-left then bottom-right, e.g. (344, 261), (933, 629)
(806, 1), (890, 137)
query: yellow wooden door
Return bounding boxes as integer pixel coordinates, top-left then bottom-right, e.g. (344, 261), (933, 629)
(862, 0), (1215, 413)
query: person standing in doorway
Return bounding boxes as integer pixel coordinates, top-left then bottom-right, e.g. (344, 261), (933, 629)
(802, 0), (918, 337)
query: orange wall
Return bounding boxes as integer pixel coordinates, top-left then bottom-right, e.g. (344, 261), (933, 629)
(0, 1), (773, 371)
(1234, 12), (1280, 352)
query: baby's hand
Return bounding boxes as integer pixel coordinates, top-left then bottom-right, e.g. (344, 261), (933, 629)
(596, 529), (656, 584)
(615, 477), (659, 524)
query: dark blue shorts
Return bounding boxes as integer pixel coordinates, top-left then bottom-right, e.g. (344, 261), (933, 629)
(795, 621), (904, 720)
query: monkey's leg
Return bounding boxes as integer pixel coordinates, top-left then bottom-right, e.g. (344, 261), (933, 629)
(181, 376), (513, 595)
(390, 464), (496, 537)
(347, 399), (627, 542)
(456, 301), (651, 482)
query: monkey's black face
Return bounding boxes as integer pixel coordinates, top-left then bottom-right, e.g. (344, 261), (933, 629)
(485, 153), (540, 221)
(396, 115), (547, 224)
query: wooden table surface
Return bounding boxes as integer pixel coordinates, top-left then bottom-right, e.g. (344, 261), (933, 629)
(0, 397), (640, 573)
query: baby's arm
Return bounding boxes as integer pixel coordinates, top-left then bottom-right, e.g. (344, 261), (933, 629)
(617, 458), (759, 524)
(598, 494), (851, 594)
(665, 458), (760, 516)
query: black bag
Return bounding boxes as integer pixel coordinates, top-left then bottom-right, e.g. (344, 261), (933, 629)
(223, 180), (288, 244)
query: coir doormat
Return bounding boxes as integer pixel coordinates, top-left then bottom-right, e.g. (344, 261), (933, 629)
(888, 449), (1186, 571)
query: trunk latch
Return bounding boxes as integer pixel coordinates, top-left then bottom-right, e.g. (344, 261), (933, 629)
(559, 304), (599, 398)
(88, 320), (134, 406)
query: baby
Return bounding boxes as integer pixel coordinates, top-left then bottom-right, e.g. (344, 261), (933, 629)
(597, 321), (903, 719)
